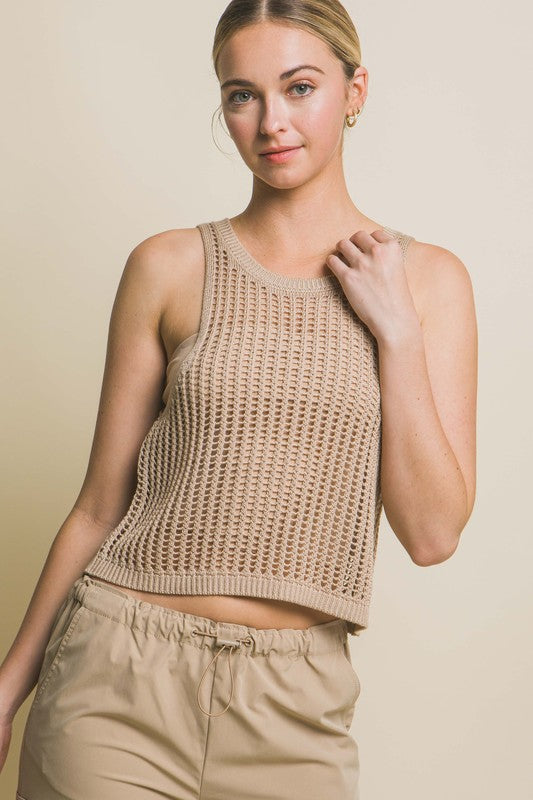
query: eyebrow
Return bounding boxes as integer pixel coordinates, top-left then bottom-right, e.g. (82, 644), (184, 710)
(220, 64), (325, 91)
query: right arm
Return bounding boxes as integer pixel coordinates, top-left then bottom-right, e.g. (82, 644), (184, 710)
(0, 232), (179, 765)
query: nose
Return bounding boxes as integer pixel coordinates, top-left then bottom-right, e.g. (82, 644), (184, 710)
(258, 96), (289, 137)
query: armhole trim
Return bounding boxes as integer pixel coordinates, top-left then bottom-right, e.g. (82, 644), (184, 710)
(381, 225), (415, 263)
(163, 222), (217, 390)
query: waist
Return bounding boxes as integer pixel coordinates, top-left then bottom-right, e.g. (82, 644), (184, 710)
(89, 576), (339, 630)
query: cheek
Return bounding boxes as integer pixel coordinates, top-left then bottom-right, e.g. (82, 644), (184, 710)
(225, 113), (255, 143)
(297, 94), (344, 143)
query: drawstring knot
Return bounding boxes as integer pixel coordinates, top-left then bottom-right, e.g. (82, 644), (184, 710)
(191, 626), (253, 717)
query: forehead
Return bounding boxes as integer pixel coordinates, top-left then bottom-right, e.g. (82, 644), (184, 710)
(218, 21), (335, 81)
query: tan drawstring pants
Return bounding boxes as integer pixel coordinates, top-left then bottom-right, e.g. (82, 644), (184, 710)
(17, 573), (361, 799)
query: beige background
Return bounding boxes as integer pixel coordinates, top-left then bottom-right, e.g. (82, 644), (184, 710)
(1, 2), (531, 797)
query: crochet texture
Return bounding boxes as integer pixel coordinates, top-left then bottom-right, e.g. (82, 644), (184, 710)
(84, 217), (414, 635)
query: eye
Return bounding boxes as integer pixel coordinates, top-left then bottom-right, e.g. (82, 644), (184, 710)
(290, 82), (315, 97)
(228, 90), (253, 105)
(227, 81), (315, 106)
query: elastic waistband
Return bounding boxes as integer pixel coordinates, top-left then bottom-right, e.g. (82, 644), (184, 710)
(74, 573), (348, 658)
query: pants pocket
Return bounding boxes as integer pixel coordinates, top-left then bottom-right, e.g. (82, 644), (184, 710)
(32, 598), (86, 710)
(338, 639), (361, 731)
(341, 638), (361, 698)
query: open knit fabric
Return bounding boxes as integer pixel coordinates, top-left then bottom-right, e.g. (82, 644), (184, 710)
(84, 218), (414, 635)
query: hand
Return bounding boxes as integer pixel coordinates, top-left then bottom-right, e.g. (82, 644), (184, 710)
(325, 228), (419, 343)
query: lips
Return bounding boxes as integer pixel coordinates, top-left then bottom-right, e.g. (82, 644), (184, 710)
(260, 146), (300, 155)
(260, 146), (303, 164)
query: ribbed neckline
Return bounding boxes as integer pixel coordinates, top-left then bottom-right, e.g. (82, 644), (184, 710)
(217, 217), (402, 294)
(217, 217), (337, 293)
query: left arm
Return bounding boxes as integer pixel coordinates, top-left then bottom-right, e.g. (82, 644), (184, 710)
(376, 248), (477, 565)
(326, 234), (477, 566)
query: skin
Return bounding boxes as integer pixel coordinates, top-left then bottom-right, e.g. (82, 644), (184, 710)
(0, 20), (477, 761)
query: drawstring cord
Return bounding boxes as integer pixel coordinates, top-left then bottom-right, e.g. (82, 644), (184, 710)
(191, 627), (253, 717)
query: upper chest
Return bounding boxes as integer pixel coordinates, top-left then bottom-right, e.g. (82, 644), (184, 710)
(159, 224), (428, 365)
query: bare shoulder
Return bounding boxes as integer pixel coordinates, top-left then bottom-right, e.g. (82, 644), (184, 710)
(125, 225), (204, 296)
(125, 225), (206, 352)
(403, 237), (475, 327)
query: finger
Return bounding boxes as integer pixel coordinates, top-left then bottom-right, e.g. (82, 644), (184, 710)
(349, 229), (395, 251)
(325, 252), (351, 276)
(348, 231), (380, 255)
(368, 228), (396, 242)
(336, 237), (363, 265)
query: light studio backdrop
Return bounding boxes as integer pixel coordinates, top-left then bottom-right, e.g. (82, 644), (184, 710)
(1, 2), (531, 798)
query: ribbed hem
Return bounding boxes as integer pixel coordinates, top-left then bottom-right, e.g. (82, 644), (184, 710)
(83, 557), (369, 635)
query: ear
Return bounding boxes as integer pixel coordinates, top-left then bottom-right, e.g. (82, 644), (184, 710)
(345, 65), (368, 112)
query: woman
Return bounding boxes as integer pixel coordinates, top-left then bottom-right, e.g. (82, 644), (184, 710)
(2, 1), (477, 798)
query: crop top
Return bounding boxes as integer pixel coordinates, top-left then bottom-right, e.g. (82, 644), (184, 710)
(83, 217), (414, 635)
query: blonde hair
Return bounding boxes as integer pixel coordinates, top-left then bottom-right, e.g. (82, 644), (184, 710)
(210, 0), (362, 151)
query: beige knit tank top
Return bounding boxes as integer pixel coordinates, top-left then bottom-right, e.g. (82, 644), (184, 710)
(84, 217), (414, 635)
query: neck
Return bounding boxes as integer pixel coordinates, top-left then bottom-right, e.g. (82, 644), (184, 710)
(234, 161), (376, 259)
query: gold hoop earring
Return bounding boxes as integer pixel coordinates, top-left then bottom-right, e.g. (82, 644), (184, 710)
(345, 107), (362, 128)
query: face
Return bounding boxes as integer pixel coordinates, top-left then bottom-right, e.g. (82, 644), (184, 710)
(217, 21), (367, 188)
